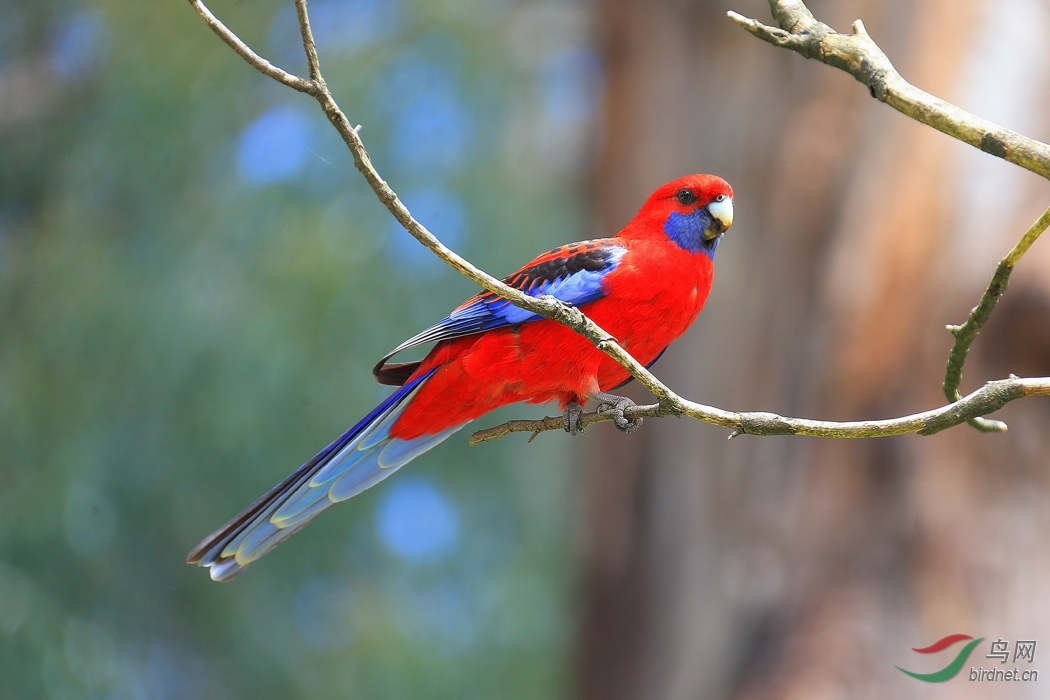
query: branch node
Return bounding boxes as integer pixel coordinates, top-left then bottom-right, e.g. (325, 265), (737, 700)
(969, 417), (1008, 433)
(738, 411), (798, 436)
(188, 0), (316, 94)
(867, 69), (890, 101)
(658, 398), (684, 417)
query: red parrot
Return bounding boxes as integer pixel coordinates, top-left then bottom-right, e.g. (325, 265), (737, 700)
(189, 174), (734, 580)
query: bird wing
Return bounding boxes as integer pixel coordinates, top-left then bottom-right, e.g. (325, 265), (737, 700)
(373, 239), (627, 384)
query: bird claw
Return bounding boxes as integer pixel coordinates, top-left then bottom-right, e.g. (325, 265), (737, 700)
(593, 392), (643, 434)
(564, 401), (585, 435)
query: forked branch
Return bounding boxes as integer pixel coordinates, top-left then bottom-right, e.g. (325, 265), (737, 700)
(727, 1), (1050, 179)
(943, 206), (1050, 431)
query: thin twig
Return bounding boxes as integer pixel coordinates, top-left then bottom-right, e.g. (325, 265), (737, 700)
(942, 205), (1050, 431)
(188, 0), (1050, 442)
(293, 0), (322, 83)
(727, 1), (1050, 180)
(188, 0), (317, 94)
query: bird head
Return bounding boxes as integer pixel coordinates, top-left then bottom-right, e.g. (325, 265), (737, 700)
(628, 174), (734, 258)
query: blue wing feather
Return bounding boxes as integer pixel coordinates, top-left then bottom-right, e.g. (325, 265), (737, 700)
(373, 241), (626, 380)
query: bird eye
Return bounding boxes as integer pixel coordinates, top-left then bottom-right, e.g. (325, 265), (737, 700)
(714, 194), (728, 202)
(676, 189), (696, 204)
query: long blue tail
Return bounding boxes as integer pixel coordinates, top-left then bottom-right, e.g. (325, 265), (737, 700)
(187, 368), (464, 581)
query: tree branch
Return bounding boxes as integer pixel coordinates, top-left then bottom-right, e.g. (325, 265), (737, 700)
(471, 376), (1050, 444)
(942, 205), (1050, 431)
(187, 0), (318, 94)
(293, 0), (322, 83)
(727, 2), (1050, 180)
(187, 0), (1050, 443)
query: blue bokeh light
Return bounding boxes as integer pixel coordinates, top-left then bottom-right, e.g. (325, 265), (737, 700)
(267, 0), (399, 68)
(540, 47), (602, 124)
(373, 47), (471, 171)
(375, 477), (460, 562)
(312, 0), (399, 51)
(386, 187), (465, 274)
(392, 90), (470, 171)
(50, 10), (108, 78)
(236, 104), (314, 186)
(372, 46), (461, 113)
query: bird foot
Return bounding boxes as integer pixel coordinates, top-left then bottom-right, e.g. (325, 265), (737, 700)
(592, 392), (643, 433)
(563, 401), (586, 435)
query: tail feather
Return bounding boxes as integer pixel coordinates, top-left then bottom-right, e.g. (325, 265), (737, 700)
(273, 445), (378, 522)
(329, 426), (461, 501)
(187, 368), (465, 582)
(374, 427), (461, 468)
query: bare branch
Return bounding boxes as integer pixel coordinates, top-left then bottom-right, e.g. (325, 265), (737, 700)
(473, 377), (1050, 444)
(727, 3), (1050, 181)
(293, 0), (322, 83)
(943, 205), (1050, 431)
(187, 0), (318, 94)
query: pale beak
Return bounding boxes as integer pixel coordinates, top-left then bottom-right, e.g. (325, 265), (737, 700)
(705, 198), (734, 239)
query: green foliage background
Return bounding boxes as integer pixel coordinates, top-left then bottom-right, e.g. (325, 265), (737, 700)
(0, 0), (595, 697)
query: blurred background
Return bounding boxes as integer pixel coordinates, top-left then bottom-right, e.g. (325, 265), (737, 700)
(1, 0), (1049, 698)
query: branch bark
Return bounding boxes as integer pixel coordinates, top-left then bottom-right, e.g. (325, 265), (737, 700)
(943, 205), (1050, 431)
(472, 377), (1050, 443)
(187, 0), (1050, 443)
(188, 0), (317, 94)
(727, 1), (1050, 180)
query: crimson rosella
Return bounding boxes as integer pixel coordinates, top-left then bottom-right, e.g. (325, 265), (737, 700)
(188, 173), (734, 580)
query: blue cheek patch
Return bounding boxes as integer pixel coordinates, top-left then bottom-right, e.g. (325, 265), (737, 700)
(664, 210), (721, 259)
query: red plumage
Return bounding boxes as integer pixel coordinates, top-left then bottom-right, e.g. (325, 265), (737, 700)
(391, 173), (732, 439)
